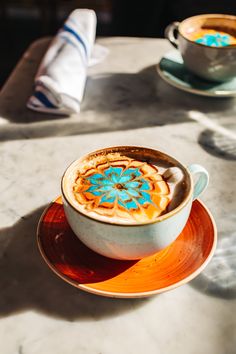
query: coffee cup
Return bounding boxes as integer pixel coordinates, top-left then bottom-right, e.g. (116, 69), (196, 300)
(61, 146), (209, 260)
(165, 14), (236, 82)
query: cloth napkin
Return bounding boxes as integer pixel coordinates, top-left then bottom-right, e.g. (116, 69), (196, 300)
(27, 9), (108, 115)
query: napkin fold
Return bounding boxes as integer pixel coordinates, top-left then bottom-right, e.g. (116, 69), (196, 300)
(27, 9), (108, 115)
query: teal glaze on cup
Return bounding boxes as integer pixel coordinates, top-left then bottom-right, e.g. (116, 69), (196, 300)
(165, 14), (236, 82)
(188, 164), (209, 200)
(62, 147), (209, 260)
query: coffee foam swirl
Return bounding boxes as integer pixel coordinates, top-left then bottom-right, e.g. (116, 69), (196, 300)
(189, 29), (236, 47)
(67, 153), (185, 224)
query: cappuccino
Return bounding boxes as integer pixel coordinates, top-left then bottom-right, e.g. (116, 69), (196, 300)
(63, 147), (190, 224)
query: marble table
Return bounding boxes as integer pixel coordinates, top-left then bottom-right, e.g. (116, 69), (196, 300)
(0, 37), (235, 354)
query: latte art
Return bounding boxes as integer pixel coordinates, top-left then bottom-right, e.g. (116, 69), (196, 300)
(189, 29), (236, 47)
(70, 153), (184, 223)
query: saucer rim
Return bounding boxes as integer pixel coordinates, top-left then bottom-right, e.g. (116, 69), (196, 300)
(157, 52), (236, 97)
(37, 197), (217, 298)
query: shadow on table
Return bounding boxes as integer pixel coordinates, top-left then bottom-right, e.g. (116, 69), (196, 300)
(190, 215), (236, 299)
(0, 37), (235, 142)
(0, 205), (151, 321)
(198, 129), (236, 161)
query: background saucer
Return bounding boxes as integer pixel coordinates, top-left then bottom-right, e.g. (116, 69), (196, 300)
(157, 50), (236, 97)
(37, 197), (217, 298)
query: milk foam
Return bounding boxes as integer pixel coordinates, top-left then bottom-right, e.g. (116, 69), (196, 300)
(63, 153), (188, 225)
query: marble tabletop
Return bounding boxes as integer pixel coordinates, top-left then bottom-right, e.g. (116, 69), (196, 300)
(0, 37), (235, 354)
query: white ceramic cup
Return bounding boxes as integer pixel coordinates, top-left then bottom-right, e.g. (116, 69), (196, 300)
(61, 147), (209, 260)
(165, 14), (236, 82)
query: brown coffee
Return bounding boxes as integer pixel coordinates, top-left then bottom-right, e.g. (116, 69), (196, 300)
(63, 147), (190, 224)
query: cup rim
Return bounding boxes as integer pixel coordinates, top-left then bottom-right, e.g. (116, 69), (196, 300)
(61, 146), (194, 227)
(179, 13), (236, 49)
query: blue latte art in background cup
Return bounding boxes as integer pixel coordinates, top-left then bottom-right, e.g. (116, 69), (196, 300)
(61, 146), (209, 260)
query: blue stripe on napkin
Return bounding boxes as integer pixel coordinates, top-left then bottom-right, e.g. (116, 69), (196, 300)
(63, 24), (88, 57)
(34, 90), (57, 108)
(60, 34), (86, 66)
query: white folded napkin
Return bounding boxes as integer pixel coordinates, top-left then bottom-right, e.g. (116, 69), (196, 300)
(27, 9), (108, 115)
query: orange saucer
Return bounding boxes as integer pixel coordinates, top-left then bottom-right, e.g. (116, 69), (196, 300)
(37, 197), (217, 298)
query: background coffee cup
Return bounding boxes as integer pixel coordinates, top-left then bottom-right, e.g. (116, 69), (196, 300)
(62, 147), (209, 260)
(165, 14), (236, 82)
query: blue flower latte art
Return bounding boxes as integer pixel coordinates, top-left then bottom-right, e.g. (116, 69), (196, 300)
(193, 29), (236, 47)
(196, 33), (230, 47)
(73, 153), (170, 223)
(86, 166), (152, 210)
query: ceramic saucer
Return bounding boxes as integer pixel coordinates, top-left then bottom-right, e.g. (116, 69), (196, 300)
(157, 50), (236, 97)
(37, 196), (217, 298)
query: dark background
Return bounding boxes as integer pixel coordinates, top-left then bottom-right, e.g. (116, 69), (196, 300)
(0, 0), (236, 87)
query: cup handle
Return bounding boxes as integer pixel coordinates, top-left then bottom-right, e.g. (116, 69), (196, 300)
(188, 164), (209, 201)
(165, 22), (180, 49)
